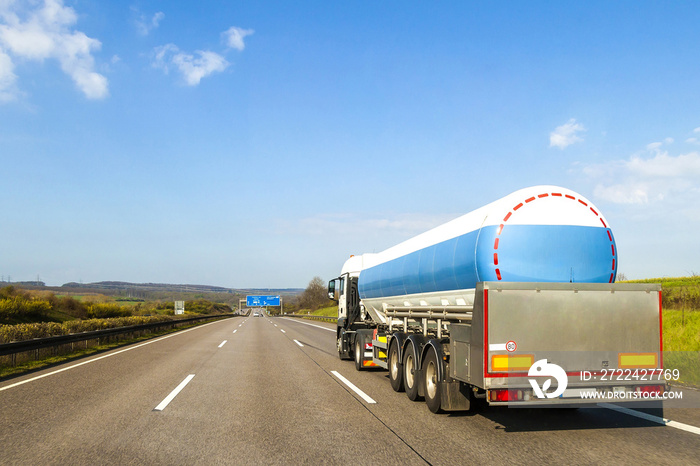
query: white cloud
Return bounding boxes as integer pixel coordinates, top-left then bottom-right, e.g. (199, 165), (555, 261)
(694, 127), (700, 134)
(583, 142), (700, 205)
(0, 0), (108, 100)
(0, 48), (17, 102)
(153, 25), (252, 86)
(222, 26), (253, 51)
(133, 8), (164, 36)
(686, 137), (699, 145)
(549, 118), (585, 149)
(153, 44), (228, 86)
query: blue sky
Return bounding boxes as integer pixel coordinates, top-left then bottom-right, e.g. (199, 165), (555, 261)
(1, 1), (699, 288)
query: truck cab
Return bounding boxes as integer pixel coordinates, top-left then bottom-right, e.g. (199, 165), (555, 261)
(328, 255), (376, 367)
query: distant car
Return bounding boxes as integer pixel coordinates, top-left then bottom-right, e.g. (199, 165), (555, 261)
(253, 312), (260, 317)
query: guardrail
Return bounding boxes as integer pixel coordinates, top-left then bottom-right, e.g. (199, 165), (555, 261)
(0, 314), (234, 367)
(284, 314), (336, 324)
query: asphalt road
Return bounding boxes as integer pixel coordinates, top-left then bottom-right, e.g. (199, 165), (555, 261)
(1, 315), (698, 465)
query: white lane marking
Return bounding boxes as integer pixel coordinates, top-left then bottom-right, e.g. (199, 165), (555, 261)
(239, 324), (242, 327)
(232, 329), (237, 334)
(274, 324), (278, 327)
(294, 340), (304, 347)
(281, 317), (335, 332)
(331, 371), (376, 404)
(600, 403), (700, 436)
(280, 329), (286, 333)
(154, 374), (195, 411)
(0, 319), (226, 393)
(218, 340), (227, 348)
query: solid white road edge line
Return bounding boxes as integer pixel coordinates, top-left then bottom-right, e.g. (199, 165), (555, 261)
(232, 329), (237, 334)
(281, 317), (335, 332)
(331, 370), (376, 404)
(600, 403), (700, 436)
(294, 339), (304, 347)
(0, 319), (226, 393)
(218, 340), (227, 348)
(154, 374), (195, 411)
(280, 329), (286, 333)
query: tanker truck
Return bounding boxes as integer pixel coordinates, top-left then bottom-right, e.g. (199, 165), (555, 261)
(328, 186), (665, 413)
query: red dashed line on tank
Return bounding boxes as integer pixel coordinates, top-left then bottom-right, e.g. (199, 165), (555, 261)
(493, 191), (616, 282)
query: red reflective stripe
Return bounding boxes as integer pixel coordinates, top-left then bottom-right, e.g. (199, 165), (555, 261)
(565, 194), (575, 200)
(658, 291), (663, 356)
(483, 289), (489, 378)
(525, 196), (536, 203)
(494, 238), (499, 249)
(578, 199), (588, 206)
(611, 245), (615, 255)
(497, 224), (504, 235)
(607, 230), (612, 241)
(504, 212), (512, 222)
(513, 203), (523, 211)
(590, 207), (598, 216)
(609, 273), (614, 283)
(495, 269), (502, 280)
(552, 193), (563, 197)
(493, 253), (499, 265)
(538, 193), (549, 198)
(612, 259), (616, 270)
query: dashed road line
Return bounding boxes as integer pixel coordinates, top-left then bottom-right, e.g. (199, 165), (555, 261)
(331, 370), (376, 404)
(154, 374), (195, 411)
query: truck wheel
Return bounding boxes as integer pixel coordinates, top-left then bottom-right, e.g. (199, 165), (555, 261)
(403, 344), (423, 401)
(423, 349), (443, 414)
(354, 336), (364, 371)
(388, 340), (404, 392)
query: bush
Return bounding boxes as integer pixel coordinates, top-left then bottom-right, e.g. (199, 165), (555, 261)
(86, 303), (132, 319)
(0, 315), (174, 343)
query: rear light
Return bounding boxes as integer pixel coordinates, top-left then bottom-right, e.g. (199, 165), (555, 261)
(637, 385), (664, 396)
(488, 389), (524, 402)
(364, 342), (373, 350)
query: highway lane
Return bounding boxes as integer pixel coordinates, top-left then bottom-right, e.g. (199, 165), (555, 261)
(1, 315), (698, 465)
(279, 317), (700, 464)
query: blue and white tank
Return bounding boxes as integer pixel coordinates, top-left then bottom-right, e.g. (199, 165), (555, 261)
(355, 186), (617, 320)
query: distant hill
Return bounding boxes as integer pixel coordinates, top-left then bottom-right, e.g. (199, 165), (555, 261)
(59, 281), (303, 296)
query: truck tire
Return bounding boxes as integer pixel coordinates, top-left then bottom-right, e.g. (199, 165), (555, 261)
(354, 336), (364, 371)
(423, 348), (443, 414)
(388, 340), (404, 392)
(403, 344), (423, 401)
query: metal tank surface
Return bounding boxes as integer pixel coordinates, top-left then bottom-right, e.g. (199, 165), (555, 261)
(356, 186), (617, 321)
